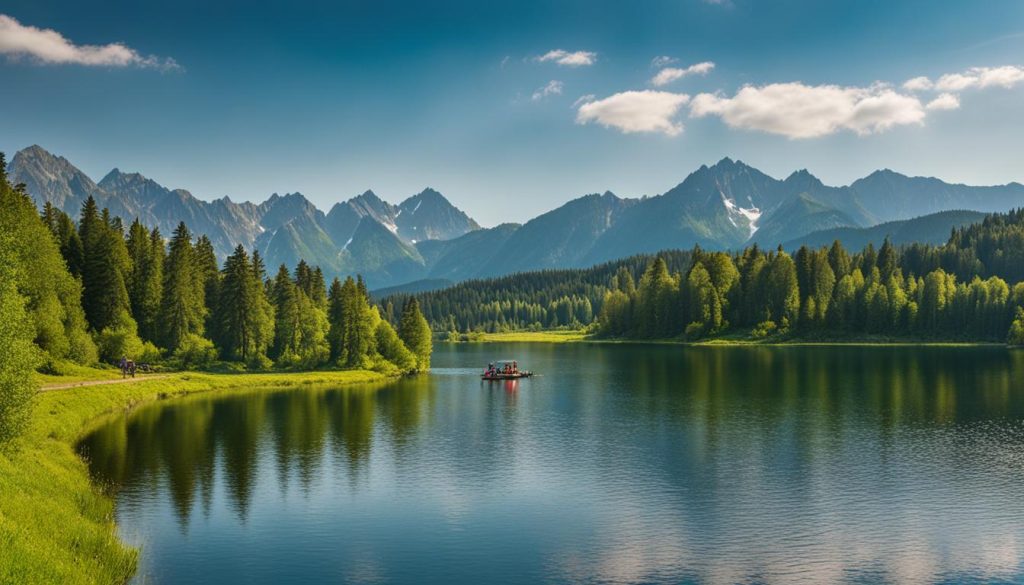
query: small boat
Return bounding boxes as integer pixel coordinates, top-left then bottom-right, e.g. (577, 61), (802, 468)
(482, 360), (532, 380)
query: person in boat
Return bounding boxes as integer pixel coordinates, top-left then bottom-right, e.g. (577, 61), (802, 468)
(512, 361), (518, 375)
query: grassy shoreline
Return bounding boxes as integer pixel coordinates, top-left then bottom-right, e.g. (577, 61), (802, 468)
(1, 368), (389, 585)
(449, 330), (1006, 347)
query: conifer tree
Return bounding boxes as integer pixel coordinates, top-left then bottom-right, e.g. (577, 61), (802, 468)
(160, 222), (205, 350)
(398, 297), (432, 371)
(126, 219), (163, 343)
(216, 245), (274, 365)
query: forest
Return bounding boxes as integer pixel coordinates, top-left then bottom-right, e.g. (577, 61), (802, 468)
(384, 210), (1024, 344)
(0, 154), (430, 444)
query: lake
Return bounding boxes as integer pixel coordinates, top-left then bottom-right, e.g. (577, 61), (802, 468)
(78, 344), (1024, 584)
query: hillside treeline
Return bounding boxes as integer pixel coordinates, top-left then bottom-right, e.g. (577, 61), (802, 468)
(386, 209), (1024, 343)
(0, 152), (433, 443)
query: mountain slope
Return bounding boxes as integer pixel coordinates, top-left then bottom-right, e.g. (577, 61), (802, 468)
(395, 188), (480, 242)
(782, 209), (989, 251)
(851, 170), (1024, 222)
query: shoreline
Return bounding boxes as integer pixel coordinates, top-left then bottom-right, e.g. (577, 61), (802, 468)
(1, 369), (391, 585)
(447, 330), (1008, 348)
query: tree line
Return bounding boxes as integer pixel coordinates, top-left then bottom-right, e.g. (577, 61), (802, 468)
(387, 209), (1024, 344)
(599, 234), (1024, 342)
(379, 250), (693, 333)
(0, 153), (430, 444)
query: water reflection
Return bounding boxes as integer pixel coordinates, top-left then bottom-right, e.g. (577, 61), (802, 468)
(79, 346), (1024, 584)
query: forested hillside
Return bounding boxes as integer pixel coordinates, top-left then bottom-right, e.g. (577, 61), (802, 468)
(379, 251), (693, 332)
(386, 208), (1024, 343)
(0, 151), (432, 416)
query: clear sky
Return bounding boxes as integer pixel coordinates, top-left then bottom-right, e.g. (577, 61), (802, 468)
(2, 0), (1023, 225)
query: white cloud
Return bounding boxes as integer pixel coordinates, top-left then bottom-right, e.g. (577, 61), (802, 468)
(0, 14), (179, 70)
(651, 56), (678, 68)
(902, 76), (933, 92)
(935, 65), (1024, 91)
(572, 94), (596, 108)
(576, 90), (691, 136)
(531, 80), (564, 102)
(926, 93), (961, 111)
(650, 61), (715, 87)
(536, 49), (597, 67)
(689, 82), (925, 138)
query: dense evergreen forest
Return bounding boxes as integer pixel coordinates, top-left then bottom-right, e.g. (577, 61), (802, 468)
(0, 153), (431, 444)
(384, 210), (1024, 344)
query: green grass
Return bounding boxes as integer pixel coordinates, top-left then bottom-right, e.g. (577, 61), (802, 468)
(33, 361), (123, 386)
(454, 330), (591, 343)
(0, 368), (388, 585)
(448, 328), (1003, 347)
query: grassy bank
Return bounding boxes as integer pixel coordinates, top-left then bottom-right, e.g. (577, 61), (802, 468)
(0, 369), (387, 585)
(446, 329), (1004, 347)
(451, 330), (590, 343)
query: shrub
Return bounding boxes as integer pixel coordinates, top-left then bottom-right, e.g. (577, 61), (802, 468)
(172, 334), (218, 369)
(751, 320), (778, 339)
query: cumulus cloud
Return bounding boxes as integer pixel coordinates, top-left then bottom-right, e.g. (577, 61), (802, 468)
(531, 80), (564, 102)
(934, 65), (1024, 92)
(536, 49), (597, 67)
(689, 82), (926, 138)
(926, 93), (960, 111)
(902, 76), (933, 92)
(0, 14), (179, 70)
(650, 61), (715, 87)
(576, 90), (691, 136)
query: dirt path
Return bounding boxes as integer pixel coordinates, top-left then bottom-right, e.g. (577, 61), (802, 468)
(40, 375), (170, 392)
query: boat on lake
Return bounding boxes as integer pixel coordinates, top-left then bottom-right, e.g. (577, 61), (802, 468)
(482, 360), (532, 380)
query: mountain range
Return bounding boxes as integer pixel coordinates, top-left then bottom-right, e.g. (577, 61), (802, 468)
(9, 145), (1024, 289)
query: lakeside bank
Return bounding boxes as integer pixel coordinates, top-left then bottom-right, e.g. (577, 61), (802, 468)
(0, 369), (388, 585)
(446, 330), (1008, 347)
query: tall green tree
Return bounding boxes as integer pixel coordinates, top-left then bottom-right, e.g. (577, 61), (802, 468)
(215, 245), (274, 365)
(160, 222), (206, 351)
(0, 167), (95, 365)
(125, 219), (163, 343)
(78, 198), (133, 333)
(0, 232), (40, 445)
(398, 296), (432, 371)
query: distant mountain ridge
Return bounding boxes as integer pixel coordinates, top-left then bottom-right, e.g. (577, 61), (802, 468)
(9, 145), (1024, 289)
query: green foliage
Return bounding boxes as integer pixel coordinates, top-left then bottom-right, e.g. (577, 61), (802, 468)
(0, 158), (96, 365)
(270, 265), (330, 369)
(160, 222), (206, 351)
(215, 246), (274, 366)
(1008, 308), (1024, 346)
(0, 234), (39, 446)
(172, 333), (219, 369)
(95, 311), (147, 365)
(398, 297), (432, 371)
(375, 320), (416, 373)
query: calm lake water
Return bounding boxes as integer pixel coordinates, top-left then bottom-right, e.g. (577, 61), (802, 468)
(79, 344), (1024, 585)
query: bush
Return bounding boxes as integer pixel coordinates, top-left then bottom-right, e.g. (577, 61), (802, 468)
(172, 334), (218, 369)
(1009, 308), (1024, 346)
(95, 326), (145, 365)
(751, 320), (778, 339)
(446, 331), (461, 343)
(684, 321), (705, 340)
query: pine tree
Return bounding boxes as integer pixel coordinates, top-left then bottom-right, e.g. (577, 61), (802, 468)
(194, 235), (221, 336)
(398, 296), (432, 371)
(126, 219), (164, 343)
(216, 245), (274, 365)
(160, 222), (205, 351)
(327, 277), (346, 360)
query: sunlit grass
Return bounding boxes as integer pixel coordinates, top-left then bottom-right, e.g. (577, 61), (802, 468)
(0, 368), (387, 585)
(452, 330), (591, 343)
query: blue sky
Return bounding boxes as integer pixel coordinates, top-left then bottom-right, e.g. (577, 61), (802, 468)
(1, 0), (1023, 225)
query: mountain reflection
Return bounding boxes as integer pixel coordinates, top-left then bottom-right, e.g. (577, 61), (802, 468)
(78, 346), (1024, 584)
